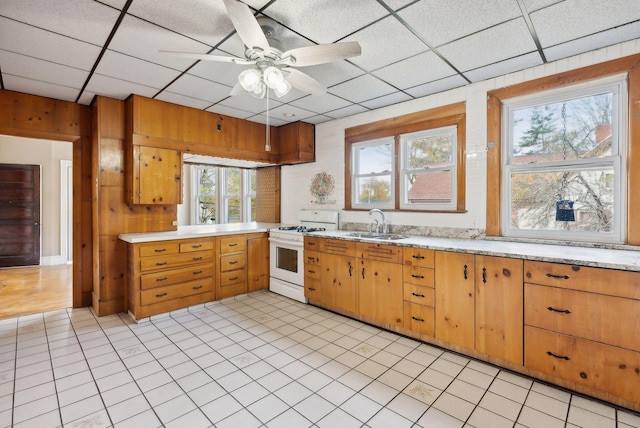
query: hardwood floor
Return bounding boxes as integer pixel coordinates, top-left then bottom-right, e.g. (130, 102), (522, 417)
(0, 264), (72, 319)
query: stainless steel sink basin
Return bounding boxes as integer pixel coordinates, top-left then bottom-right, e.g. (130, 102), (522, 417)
(371, 234), (408, 240)
(344, 232), (408, 240)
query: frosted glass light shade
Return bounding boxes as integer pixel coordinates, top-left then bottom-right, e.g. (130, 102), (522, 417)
(263, 66), (284, 89)
(274, 78), (291, 97)
(238, 68), (261, 92)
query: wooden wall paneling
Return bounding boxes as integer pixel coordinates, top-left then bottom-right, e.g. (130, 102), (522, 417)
(0, 89), (92, 310)
(628, 62), (640, 245)
(256, 166), (280, 223)
(98, 235), (126, 303)
(129, 94), (181, 140)
(183, 107), (236, 148)
(486, 95), (502, 236)
(98, 138), (125, 187)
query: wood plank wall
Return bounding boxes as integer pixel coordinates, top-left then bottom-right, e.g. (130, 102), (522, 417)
(0, 90), (93, 308)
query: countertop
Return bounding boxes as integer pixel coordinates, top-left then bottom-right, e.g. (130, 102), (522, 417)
(308, 230), (640, 272)
(118, 222), (282, 243)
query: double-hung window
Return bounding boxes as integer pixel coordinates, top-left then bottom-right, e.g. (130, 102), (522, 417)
(501, 75), (627, 243)
(351, 137), (395, 209)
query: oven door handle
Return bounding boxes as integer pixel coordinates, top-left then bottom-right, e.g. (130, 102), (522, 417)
(268, 236), (304, 247)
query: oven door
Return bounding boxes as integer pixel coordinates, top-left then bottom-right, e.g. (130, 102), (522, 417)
(269, 236), (304, 286)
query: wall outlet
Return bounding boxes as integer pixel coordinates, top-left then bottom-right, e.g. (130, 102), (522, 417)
(172, 221), (178, 226)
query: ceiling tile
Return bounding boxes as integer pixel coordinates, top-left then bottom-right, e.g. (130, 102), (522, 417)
(531, 0), (640, 48)
(126, 0), (233, 47)
(247, 113), (289, 127)
(155, 92), (213, 110)
(398, 0), (522, 47)
(77, 91), (95, 105)
(372, 51), (457, 90)
(404, 75), (469, 98)
(521, 0), (563, 12)
(438, 18), (538, 72)
(343, 15), (428, 71)
(0, 0), (120, 45)
(217, 92), (283, 115)
(324, 104), (369, 119)
(96, 50), (182, 89)
(381, 0), (417, 11)
(543, 22), (640, 62)
(0, 50), (89, 90)
(294, 61), (365, 90)
(164, 74), (233, 104)
(263, 0), (390, 44)
(304, 115), (333, 124)
(290, 93), (352, 114)
(360, 91), (413, 110)
(329, 74), (397, 103)
(206, 104), (254, 120)
(188, 57), (253, 87)
(0, 17), (100, 70)
(3, 75), (79, 103)
(108, 15), (211, 70)
(85, 75), (158, 100)
(265, 103), (316, 122)
(464, 52), (542, 82)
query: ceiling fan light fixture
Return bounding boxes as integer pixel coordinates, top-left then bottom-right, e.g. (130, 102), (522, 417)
(263, 66), (284, 89)
(238, 68), (262, 92)
(250, 81), (267, 99)
(274, 78), (291, 98)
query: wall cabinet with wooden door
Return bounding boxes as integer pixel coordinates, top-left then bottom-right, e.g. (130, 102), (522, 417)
(126, 237), (215, 320)
(435, 251), (524, 365)
(523, 261), (640, 406)
(129, 145), (182, 205)
(402, 247), (436, 337)
(357, 242), (404, 329)
(276, 121), (315, 165)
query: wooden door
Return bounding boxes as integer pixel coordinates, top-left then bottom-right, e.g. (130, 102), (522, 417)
(435, 251), (475, 349)
(322, 253), (357, 313)
(247, 234), (269, 292)
(134, 146), (181, 204)
(358, 258), (403, 327)
(475, 255), (523, 364)
(0, 164), (40, 267)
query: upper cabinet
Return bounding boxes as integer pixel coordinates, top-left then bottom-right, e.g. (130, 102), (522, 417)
(276, 121), (315, 165)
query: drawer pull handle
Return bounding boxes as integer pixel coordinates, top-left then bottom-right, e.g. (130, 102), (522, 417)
(308, 270), (316, 274)
(228, 243), (238, 247)
(411, 316), (424, 323)
(156, 277), (168, 282)
(154, 248), (166, 253)
(155, 292), (167, 298)
(546, 273), (570, 280)
(229, 261), (238, 265)
(192, 270), (203, 275)
(412, 255), (425, 260)
(546, 351), (570, 361)
(308, 287), (316, 291)
(547, 306), (571, 314)
(307, 256), (316, 261)
(191, 244), (202, 249)
(411, 292), (425, 298)
(229, 277), (238, 281)
(308, 242), (316, 246)
(192, 285), (203, 290)
(155, 262), (167, 266)
(348, 262), (352, 277)
(411, 274), (424, 279)
(463, 264), (468, 280)
(482, 267), (487, 283)
(192, 257), (202, 261)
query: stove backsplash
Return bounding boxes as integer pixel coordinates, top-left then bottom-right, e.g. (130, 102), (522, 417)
(340, 222), (486, 240)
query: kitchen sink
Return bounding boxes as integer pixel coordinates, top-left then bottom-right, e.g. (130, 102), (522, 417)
(344, 232), (408, 240)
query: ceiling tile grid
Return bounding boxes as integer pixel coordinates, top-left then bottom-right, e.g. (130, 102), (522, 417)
(0, 0), (638, 126)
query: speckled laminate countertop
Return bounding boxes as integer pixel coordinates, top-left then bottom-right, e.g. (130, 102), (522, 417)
(118, 222), (282, 244)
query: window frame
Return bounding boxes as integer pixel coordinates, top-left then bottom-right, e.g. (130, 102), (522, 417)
(486, 53), (640, 245)
(345, 102), (466, 212)
(350, 137), (395, 210)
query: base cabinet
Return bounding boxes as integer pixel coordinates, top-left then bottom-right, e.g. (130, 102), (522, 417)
(402, 247), (435, 337)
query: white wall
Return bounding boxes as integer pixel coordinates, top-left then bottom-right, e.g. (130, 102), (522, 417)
(0, 135), (73, 263)
(280, 39), (640, 230)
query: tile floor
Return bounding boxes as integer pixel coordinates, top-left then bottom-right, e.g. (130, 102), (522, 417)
(1, 291), (639, 428)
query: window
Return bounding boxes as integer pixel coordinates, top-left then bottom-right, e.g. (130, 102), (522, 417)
(345, 102), (466, 212)
(192, 165), (257, 224)
(501, 76), (627, 243)
(400, 126), (457, 210)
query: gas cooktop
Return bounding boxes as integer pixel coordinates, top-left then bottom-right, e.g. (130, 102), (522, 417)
(277, 226), (327, 233)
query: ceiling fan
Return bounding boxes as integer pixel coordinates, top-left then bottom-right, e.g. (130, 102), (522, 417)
(162, 0), (362, 100)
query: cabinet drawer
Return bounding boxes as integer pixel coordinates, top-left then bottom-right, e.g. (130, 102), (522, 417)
(524, 261), (640, 299)
(525, 284), (640, 351)
(140, 265), (214, 290)
(524, 326), (640, 404)
(220, 269), (247, 287)
(220, 253), (246, 271)
(403, 266), (435, 288)
(139, 242), (180, 258)
(322, 239), (357, 256)
(140, 277), (214, 306)
(304, 263), (321, 280)
(179, 240), (213, 253)
(304, 250), (321, 265)
(358, 242), (402, 263)
(140, 251), (213, 272)
(305, 278), (321, 302)
(404, 302), (435, 337)
(220, 235), (246, 254)
(403, 248), (435, 268)
(403, 284), (435, 307)
(304, 237), (321, 251)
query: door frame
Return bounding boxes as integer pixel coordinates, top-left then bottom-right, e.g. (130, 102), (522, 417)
(60, 159), (72, 264)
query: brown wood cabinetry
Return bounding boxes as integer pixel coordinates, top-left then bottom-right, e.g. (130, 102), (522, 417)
(217, 234), (248, 299)
(320, 239), (358, 314)
(276, 121), (315, 164)
(126, 238), (215, 320)
(402, 248), (435, 337)
(130, 145), (182, 205)
(435, 251), (523, 365)
(523, 261), (640, 406)
(247, 233), (269, 292)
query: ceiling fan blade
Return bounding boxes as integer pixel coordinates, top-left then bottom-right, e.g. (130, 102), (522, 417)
(229, 81), (245, 96)
(222, 0), (270, 53)
(283, 68), (326, 96)
(281, 41), (361, 67)
(160, 50), (254, 64)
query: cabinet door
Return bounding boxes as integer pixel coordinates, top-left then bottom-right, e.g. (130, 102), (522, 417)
(435, 251), (475, 349)
(475, 255), (523, 365)
(322, 253), (356, 313)
(247, 235), (269, 292)
(358, 258), (403, 327)
(134, 145), (181, 204)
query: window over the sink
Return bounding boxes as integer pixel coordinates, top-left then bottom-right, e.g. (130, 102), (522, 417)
(345, 102), (466, 212)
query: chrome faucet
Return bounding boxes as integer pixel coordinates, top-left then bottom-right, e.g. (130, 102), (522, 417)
(368, 209), (387, 234)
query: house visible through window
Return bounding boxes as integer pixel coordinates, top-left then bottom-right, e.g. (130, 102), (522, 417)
(501, 75), (626, 243)
(192, 165), (257, 224)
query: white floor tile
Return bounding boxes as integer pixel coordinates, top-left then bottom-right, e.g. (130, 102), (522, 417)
(247, 393), (289, 423)
(293, 393), (336, 423)
(317, 408), (363, 428)
(417, 407), (465, 428)
(367, 407), (413, 428)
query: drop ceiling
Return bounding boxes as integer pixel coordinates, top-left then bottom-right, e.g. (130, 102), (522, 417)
(1, 0), (639, 127)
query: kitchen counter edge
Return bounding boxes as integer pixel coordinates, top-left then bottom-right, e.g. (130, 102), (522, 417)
(118, 223), (282, 244)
